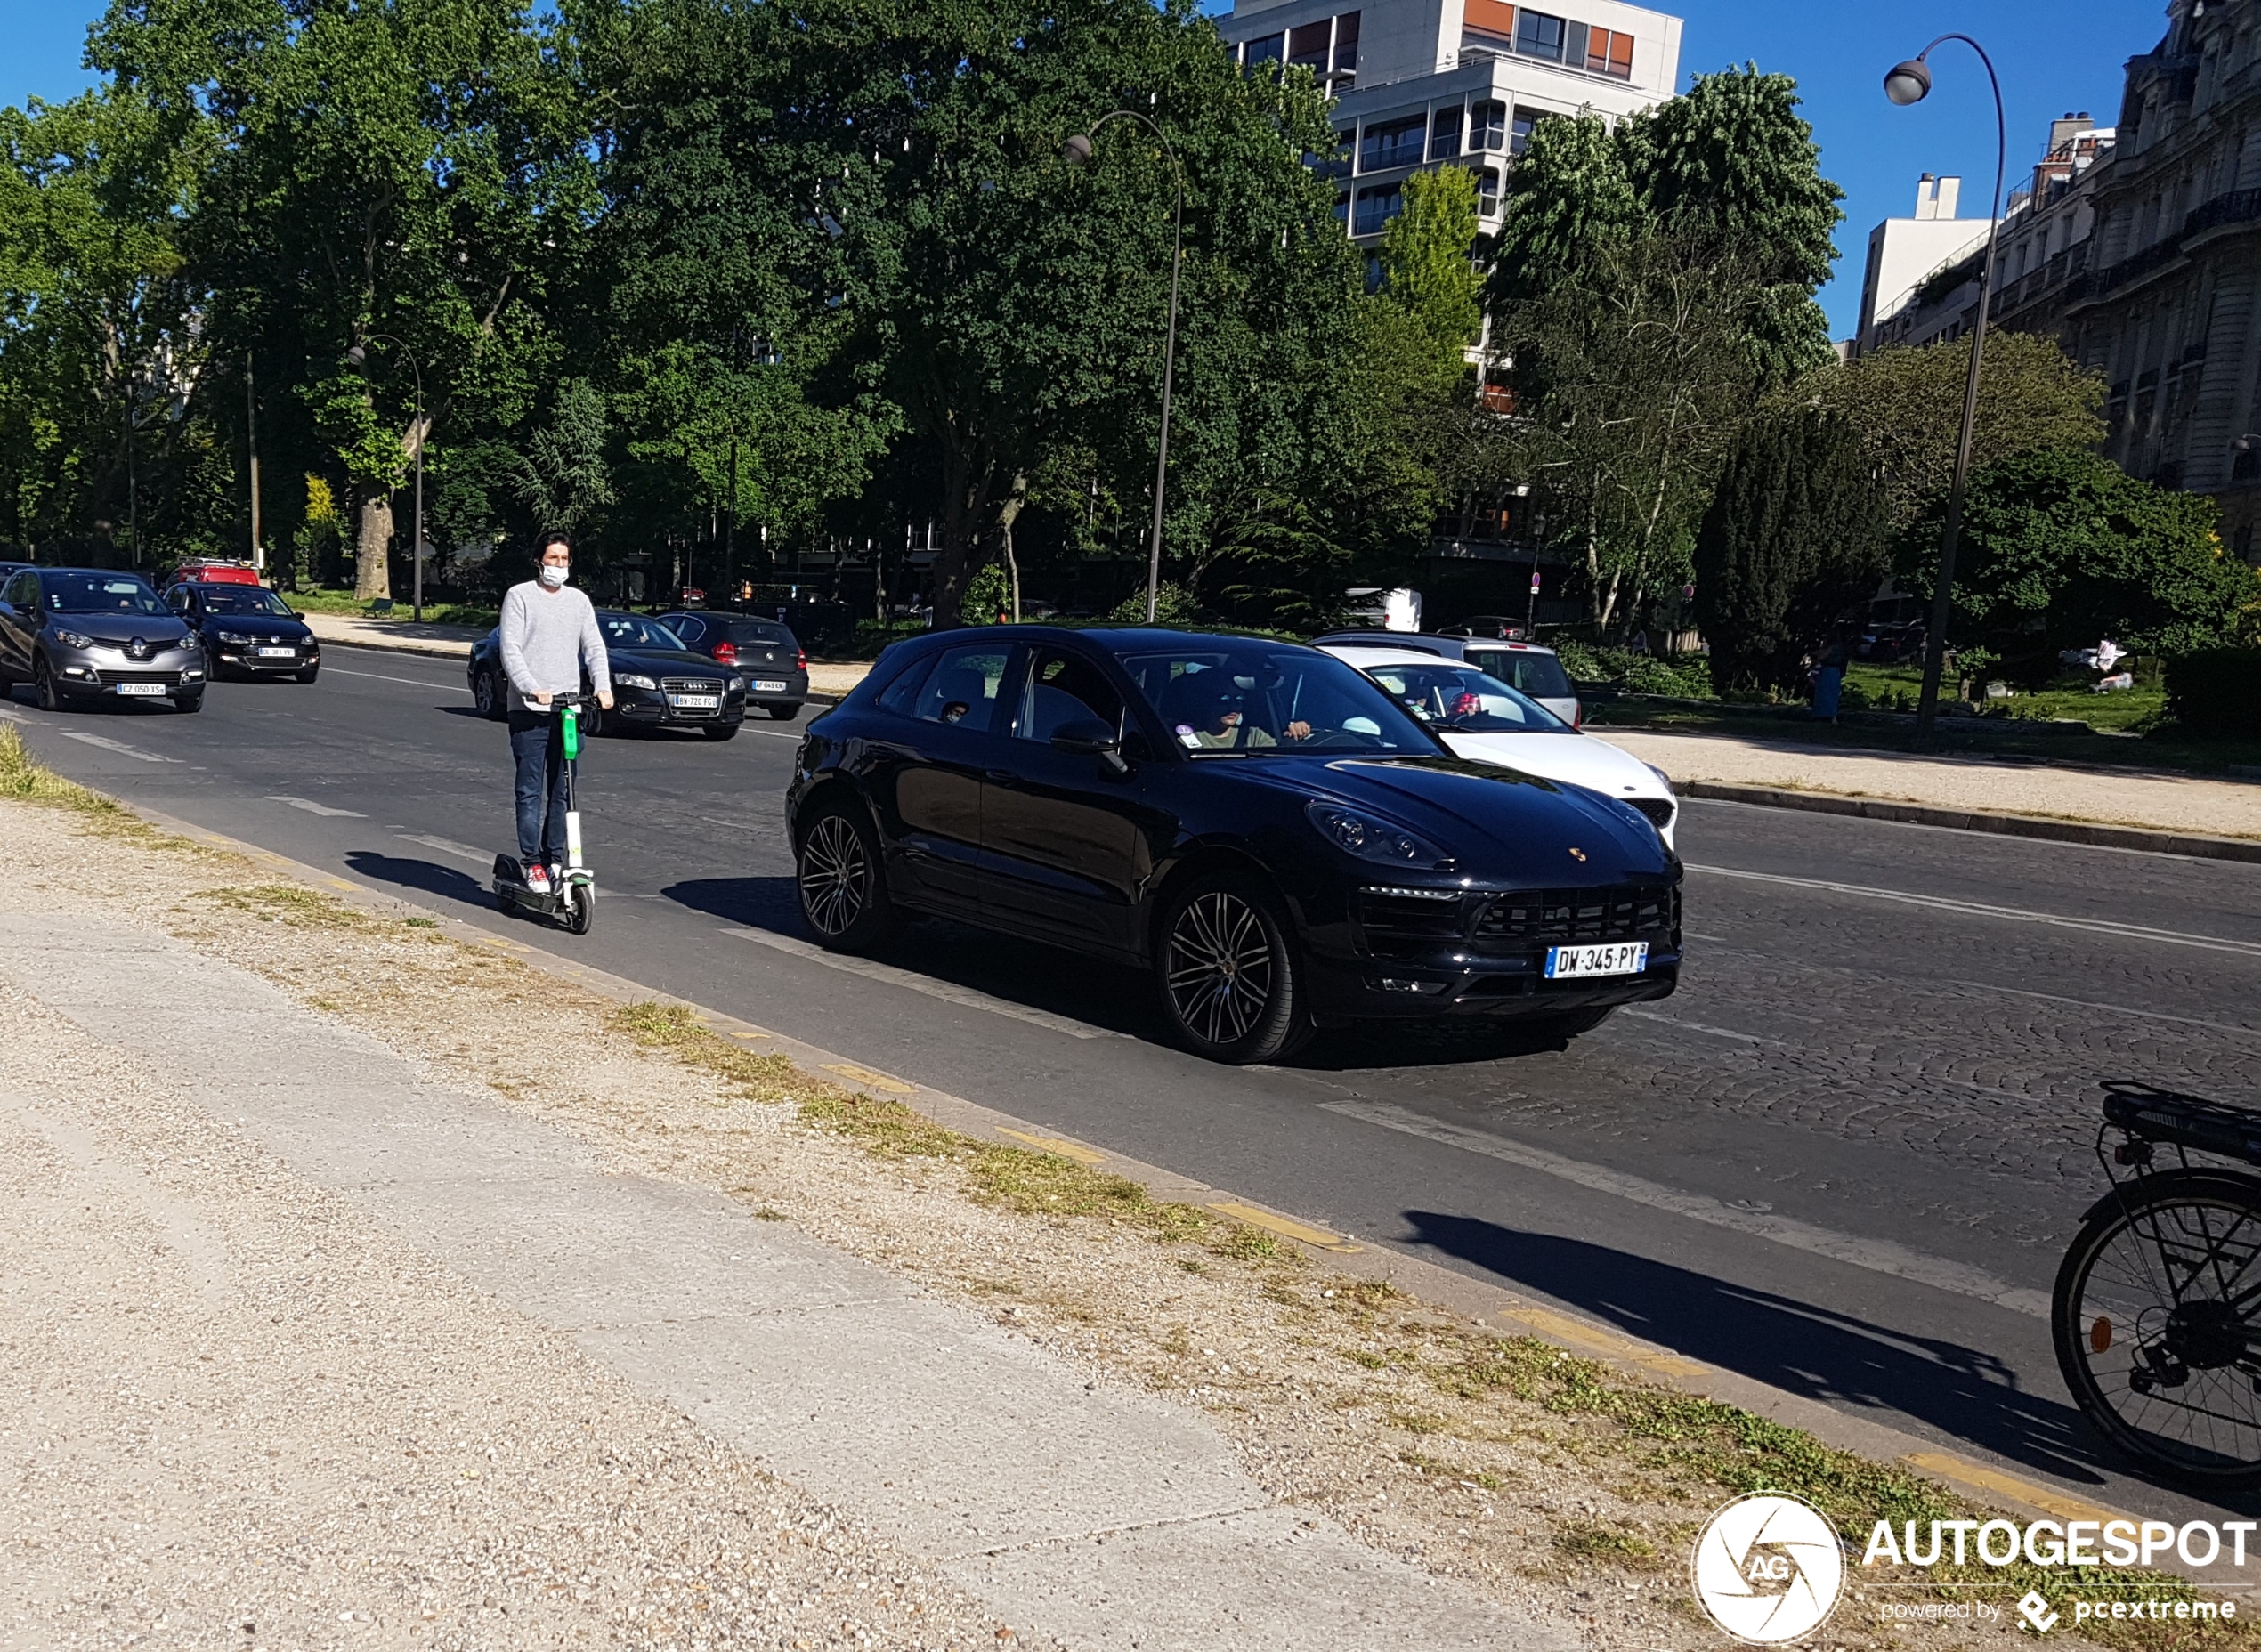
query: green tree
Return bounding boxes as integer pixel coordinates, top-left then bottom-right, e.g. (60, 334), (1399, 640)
(1797, 332), (2107, 529)
(1693, 408), (1888, 692)
(1379, 166), (1480, 364)
(1897, 448), (2260, 680)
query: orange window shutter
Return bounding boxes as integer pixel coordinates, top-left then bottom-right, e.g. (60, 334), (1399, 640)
(1609, 31), (1633, 75)
(1463, 0), (1515, 40)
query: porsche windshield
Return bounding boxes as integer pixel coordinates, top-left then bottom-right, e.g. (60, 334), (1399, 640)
(1120, 647), (1438, 755)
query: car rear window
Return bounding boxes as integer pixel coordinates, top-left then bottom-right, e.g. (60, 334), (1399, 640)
(725, 620), (797, 647)
(1466, 647), (1572, 700)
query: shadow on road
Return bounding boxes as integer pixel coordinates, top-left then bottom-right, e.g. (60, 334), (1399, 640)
(344, 848), (490, 906)
(1401, 1208), (2261, 1514)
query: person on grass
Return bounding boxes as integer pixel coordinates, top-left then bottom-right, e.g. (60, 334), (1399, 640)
(498, 534), (612, 895)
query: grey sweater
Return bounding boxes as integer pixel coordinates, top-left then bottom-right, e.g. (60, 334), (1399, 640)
(498, 582), (611, 713)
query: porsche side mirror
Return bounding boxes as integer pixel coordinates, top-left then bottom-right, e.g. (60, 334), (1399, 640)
(1051, 717), (1129, 774)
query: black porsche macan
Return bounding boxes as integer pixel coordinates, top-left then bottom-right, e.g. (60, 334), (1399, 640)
(785, 627), (1682, 1065)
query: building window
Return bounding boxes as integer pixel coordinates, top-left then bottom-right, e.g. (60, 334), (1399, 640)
(1463, 0), (1515, 45)
(1470, 101), (1507, 151)
(1476, 166), (1502, 215)
(1584, 26), (1633, 77)
(1515, 9), (1565, 61)
(1288, 20), (1330, 72)
(1354, 182), (1405, 236)
(1333, 190), (1351, 226)
(1244, 32), (1284, 66)
(1359, 116), (1426, 173)
(1509, 111), (1537, 156)
(1333, 10), (1360, 73)
(1430, 106), (1464, 161)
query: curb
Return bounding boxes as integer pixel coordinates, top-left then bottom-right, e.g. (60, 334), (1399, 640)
(1679, 780), (2261, 864)
(89, 793), (2178, 1552)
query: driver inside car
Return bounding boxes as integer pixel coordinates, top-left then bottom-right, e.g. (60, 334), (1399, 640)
(1179, 684), (1312, 749)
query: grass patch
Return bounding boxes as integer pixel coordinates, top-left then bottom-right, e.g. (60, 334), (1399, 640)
(0, 725), (121, 814)
(608, 1002), (805, 1101)
(283, 587), (499, 629)
(191, 884), (371, 929)
(1552, 1522), (1657, 1564)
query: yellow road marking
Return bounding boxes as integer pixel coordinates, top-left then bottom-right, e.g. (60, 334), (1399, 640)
(1493, 1304), (1714, 1380)
(1902, 1451), (2125, 1526)
(1209, 1202), (1362, 1254)
(995, 1128), (1106, 1164)
(821, 1062), (917, 1096)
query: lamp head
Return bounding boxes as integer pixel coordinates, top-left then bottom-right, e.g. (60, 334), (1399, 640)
(344, 343), (367, 367)
(1884, 58), (1933, 106)
(1060, 133), (1093, 166)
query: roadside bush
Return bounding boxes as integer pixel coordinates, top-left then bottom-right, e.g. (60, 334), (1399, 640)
(2164, 646), (2261, 737)
(1553, 641), (1714, 699)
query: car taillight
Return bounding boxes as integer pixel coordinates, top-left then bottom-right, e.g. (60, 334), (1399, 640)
(713, 642), (738, 665)
(1573, 704), (1584, 729)
(797, 648), (806, 672)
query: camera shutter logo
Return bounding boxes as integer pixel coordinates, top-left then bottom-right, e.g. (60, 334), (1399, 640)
(1691, 1492), (1844, 1643)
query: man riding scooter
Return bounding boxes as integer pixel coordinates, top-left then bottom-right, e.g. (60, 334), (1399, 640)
(498, 535), (612, 898)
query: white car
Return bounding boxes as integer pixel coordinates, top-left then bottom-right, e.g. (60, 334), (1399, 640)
(1321, 644), (1679, 847)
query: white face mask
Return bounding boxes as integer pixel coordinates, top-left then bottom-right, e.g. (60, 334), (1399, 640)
(538, 563), (569, 589)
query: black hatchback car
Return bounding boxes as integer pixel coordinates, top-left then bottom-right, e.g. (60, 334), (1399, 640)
(786, 627), (1682, 1064)
(654, 611), (809, 720)
(165, 581), (320, 682)
(468, 609), (747, 739)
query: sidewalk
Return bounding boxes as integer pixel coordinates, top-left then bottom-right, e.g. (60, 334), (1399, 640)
(1593, 725), (2261, 843)
(0, 831), (1555, 1649)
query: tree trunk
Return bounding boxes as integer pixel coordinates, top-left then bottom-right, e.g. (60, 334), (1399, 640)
(998, 473), (1028, 623)
(353, 488), (393, 602)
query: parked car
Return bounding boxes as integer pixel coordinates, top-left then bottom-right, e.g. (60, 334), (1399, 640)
(1434, 614), (1530, 641)
(467, 609), (747, 739)
(654, 611), (809, 719)
(787, 627), (1681, 1065)
(0, 566), (206, 712)
(165, 581), (320, 682)
(1321, 644), (1678, 846)
(1315, 630), (1580, 725)
(161, 557), (263, 591)
(0, 560), (33, 587)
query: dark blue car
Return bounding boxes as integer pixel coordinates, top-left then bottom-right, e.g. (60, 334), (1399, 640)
(785, 627), (1682, 1065)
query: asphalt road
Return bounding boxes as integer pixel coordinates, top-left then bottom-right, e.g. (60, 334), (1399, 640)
(12, 643), (2261, 1524)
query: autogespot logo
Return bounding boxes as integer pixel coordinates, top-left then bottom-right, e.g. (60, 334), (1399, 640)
(1693, 1492), (1846, 1644)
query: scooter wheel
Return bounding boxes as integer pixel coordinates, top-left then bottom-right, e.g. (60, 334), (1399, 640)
(562, 883), (594, 935)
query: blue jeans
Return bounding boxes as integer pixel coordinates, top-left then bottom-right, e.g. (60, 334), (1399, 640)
(507, 709), (569, 864)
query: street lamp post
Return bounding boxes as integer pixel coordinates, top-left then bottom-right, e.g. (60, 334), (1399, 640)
(1884, 37), (2007, 741)
(1063, 112), (1184, 626)
(344, 336), (427, 622)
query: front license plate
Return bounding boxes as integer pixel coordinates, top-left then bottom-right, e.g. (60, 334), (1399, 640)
(668, 693), (719, 709)
(115, 682), (167, 697)
(1544, 942), (1649, 980)
(256, 646), (296, 657)
(752, 679), (789, 692)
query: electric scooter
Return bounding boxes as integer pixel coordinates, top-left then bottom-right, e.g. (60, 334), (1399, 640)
(492, 691), (596, 935)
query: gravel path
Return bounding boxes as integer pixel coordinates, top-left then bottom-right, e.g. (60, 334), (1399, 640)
(1593, 727), (2261, 840)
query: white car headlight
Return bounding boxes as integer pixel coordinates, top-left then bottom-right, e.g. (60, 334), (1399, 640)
(615, 673), (658, 691)
(727, 676), (747, 692)
(1645, 763), (1674, 791)
(217, 630), (255, 644)
(53, 628), (93, 648)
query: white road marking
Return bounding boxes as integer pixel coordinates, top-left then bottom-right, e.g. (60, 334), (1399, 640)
(1949, 979), (2261, 1041)
(1317, 1097), (2052, 1318)
(1621, 1008), (1779, 1046)
(268, 795), (364, 817)
(1686, 862), (2261, 959)
(56, 730), (182, 764)
(397, 833), (491, 865)
(724, 927), (1116, 1041)
(324, 665), (468, 692)
(751, 727), (803, 740)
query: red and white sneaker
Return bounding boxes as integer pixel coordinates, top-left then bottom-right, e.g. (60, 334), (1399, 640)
(523, 863), (552, 895)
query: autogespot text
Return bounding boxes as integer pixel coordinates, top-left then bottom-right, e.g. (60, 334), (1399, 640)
(1864, 1517), (2256, 1575)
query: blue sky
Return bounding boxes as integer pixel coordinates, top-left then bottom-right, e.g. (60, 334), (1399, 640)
(2, 0), (2165, 338)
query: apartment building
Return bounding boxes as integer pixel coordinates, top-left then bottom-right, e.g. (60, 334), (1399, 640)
(2059, 0), (2261, 560)
(1216, 0), (1682, 249)
(1852, 174), (1993, 353)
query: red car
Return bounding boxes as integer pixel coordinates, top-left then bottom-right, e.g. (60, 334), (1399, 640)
(165, 558), (263, 590)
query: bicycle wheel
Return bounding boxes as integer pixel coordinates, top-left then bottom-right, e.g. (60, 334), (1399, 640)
(2054, 1171), (2261, 1486)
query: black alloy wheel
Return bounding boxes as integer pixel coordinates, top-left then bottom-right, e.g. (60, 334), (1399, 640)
(473, 668), (505, 720)
(34, 655), (65, 713)
(1156, 875), (1308, 1065)
(798, 803), (894, 952)
(768, 703), (801, 721)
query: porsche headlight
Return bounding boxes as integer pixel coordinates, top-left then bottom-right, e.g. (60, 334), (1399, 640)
(1305, 802), (1446, 866)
